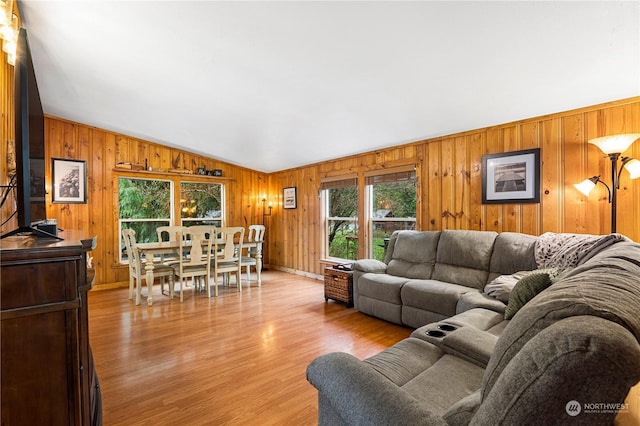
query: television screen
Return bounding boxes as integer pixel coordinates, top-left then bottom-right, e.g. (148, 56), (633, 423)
(26, 30), (46, 224)
(2, 28), (48, 238)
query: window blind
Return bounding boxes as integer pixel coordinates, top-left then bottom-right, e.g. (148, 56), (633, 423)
(364, 165), (416, 185)
(319, 175), (358, 190)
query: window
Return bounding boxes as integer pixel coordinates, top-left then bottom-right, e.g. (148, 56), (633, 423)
(366, 167), (416, 261)
(118, 177), (172, 262)
(180, 182), (224, 227)
(321, 176), (358, 261)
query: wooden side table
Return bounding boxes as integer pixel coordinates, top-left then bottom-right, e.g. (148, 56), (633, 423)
(324, 268), (353, 307)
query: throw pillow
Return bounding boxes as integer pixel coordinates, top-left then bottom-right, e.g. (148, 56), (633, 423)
(504, 270), (554, 320)
(484, 271), (532, 302)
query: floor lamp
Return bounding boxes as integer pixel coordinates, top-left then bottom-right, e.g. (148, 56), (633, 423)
(574, 134), (640, 233)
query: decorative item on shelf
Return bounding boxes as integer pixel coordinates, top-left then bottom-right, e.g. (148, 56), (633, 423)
(131, 164), (145, 171)
(283, 186), (297, 209)
(574, 133), (640, 233)
(115, 162), (132, 169)
(197, 166), (207, 175)
(262, 196), (272, 225)
(212, 169), (223, 177)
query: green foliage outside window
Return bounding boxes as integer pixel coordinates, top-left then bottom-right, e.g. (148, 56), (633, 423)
(372, 181), (416, 218)
(119, 178), (171, 219)
(371, 180), (416, 260)
(327, 186), (358, 260)
(119, 178), (171, 247)
(180, 182), (222, 219)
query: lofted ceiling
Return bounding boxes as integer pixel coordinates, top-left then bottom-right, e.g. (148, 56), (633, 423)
(19, 1), (640, 173)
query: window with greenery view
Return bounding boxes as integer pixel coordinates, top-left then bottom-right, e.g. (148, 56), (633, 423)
(367, 169), (416, 261)
(180, 182), (224, 227)
(323, 177), (358, 261)
(118, 177), (172, 262)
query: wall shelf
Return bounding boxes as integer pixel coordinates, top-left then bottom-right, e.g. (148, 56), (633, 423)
(113, 167), (236, 181)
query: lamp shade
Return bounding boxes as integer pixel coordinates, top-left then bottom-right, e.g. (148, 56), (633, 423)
(574, 177), (598, 196)
(624, 158), (640, 179)
(589, 134), (640, 155)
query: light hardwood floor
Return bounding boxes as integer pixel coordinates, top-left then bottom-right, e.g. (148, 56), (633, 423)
(88, 270), (411, 425)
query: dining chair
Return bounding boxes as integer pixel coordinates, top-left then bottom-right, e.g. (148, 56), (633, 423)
(241, 224), (265, 285)
(155, 225), (184, 264)
(173, 227), (214, 302)
(122, 228), (175, 305)
(211, 226), (245, 296)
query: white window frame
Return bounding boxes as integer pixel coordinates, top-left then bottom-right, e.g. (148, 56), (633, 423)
(364, 166), (417, 261)
(179, 181), (226, 228)
(320, 175), (358, 262)
(118, 176), (174, 263)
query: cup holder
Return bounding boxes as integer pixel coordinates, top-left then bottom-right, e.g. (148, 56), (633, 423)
(426, 329), (446, 338)
(437, 324), (457, 332)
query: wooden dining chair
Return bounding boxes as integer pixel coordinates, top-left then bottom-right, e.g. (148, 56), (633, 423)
(173, 227), (214, 302)
(122, 228), (175, 305)
(211, 226), (245, 296)
(155, 225), (184, 264)
(241, 224), (265, 285)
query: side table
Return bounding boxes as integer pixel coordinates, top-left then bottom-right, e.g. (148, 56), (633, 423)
(324, 268), (353, 307)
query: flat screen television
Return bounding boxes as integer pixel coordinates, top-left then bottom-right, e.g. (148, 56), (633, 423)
(1, 27), (54, 238)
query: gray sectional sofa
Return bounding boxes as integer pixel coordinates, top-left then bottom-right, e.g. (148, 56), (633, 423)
(352, 230), (537, 328)
(307, 230), (640, 425)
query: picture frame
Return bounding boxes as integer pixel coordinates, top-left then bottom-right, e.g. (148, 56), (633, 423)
(482, 148), (540, 204)
(52, 158), (87, 203)
(283, 186), (297, 209)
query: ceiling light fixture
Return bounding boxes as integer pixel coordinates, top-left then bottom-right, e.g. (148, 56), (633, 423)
(574, 133), (640, 233)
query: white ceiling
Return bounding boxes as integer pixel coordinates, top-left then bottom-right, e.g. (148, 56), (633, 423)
(19, 1), (640, 173)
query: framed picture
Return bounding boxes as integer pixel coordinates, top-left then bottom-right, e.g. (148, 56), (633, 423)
(482, 148), (540, 204)
(52, 158), (87, 203)
(283, 186), (297, 209)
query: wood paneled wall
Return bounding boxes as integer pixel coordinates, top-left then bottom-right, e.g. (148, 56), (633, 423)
(0, 113), (268, 286)
(267, 97), (640, 277)
(2, 35), (639, 284)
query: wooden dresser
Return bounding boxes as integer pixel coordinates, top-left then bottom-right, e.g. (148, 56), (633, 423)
(1, 231), (101, 425)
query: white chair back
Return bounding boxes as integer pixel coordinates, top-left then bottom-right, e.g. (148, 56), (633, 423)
(156, 225), (183, 242)
(122, 228), (174, 304)
(173, 226), (215, 301)
(122, 228), (142, 276)
(247, 224), (265, 242)
(211, 226), (245, 295)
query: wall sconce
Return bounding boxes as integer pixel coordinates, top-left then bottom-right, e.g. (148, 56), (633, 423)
(0, 0), (18, 66)
(574, 133), (640, 233)
(262, 197), (272, 225)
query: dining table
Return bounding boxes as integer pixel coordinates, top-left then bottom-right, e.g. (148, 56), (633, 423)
(135, 238), (263, 306)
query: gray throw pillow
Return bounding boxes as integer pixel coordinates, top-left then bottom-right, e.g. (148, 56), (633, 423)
(504, 271), (553, 320)
(484, 271), (532, 302)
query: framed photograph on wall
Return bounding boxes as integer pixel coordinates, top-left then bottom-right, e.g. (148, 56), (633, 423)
(52, 158), (87, 203)
(283, 186), (297, 209)
(482, 148), (540, 204)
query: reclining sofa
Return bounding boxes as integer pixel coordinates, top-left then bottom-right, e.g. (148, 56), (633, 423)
(307, 230), (640, 425)
(351, 230), (537, 328)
